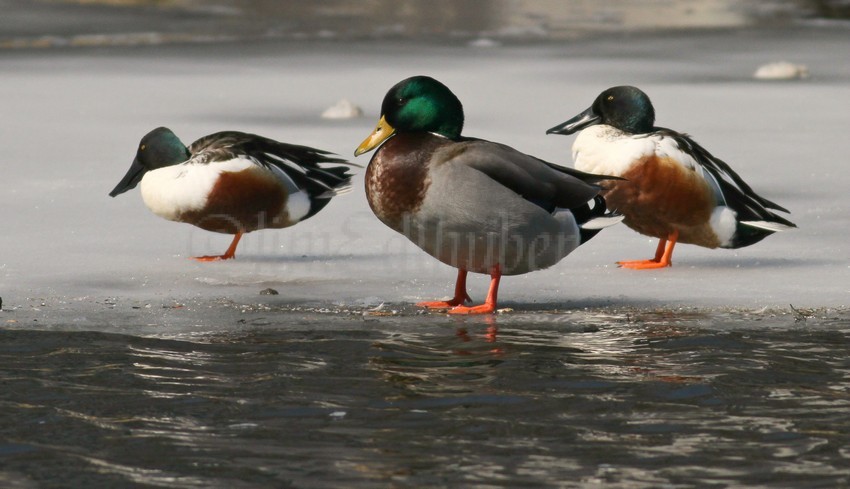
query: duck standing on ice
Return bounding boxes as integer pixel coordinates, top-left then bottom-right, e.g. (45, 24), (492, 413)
(547, 86), (795, 269)
(355, 76), (622, 314)
(110, 127), (353, 261)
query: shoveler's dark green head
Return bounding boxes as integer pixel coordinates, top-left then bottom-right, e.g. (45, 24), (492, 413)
(109, 127), (190, 197)
(355, 76), (464, 156)
(547, 85), (656, 136)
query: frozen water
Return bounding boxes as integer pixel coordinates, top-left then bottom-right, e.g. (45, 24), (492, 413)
(1, 25), (848, 332)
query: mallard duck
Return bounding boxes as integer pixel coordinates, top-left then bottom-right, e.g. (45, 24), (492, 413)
(110, 127), (353, 260)
(547, 85), (795, 269)
(355, 76), (621, 314)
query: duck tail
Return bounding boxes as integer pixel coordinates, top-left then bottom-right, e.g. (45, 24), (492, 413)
(575, 196), (623, 243)
(740, 220), (796, 233)
(725, 216), (796, 249)
(581, 213), (624, 230)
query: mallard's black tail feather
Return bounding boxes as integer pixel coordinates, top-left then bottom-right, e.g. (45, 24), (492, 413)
(574, 196), (624, 244)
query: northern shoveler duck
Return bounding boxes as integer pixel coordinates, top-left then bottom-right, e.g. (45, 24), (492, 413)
(109, 127), (354, 261)
(354, 76), (622, 314)
(547, 85), (796, 270)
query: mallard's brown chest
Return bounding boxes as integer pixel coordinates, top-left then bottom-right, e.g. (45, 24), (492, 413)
(365, 133), (448, 230)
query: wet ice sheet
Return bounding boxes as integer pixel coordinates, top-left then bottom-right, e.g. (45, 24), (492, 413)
(1, 25), (849, 332)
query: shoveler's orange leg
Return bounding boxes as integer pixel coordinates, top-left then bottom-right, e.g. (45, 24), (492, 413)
(617, 230), (678, 270)
(448, 265), (501, 315)
(193, 232), (243, 262)
(417, 269), (473, 309)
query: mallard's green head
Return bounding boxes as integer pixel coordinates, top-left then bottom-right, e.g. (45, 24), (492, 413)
(355, 76), (464, 156)
(109, 127), (190, 197)
(381, 76), (464, 137)
(547, 85), (656, 136)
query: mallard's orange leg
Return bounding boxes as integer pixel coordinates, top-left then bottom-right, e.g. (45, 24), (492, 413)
(417, 269), (473, 309)
(448, 265), (501, 315)
(618, 230), (678, 270)
(193, 232), (242, 262)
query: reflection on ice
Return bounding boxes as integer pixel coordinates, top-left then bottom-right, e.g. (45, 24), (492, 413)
(371, 326), (505, 396)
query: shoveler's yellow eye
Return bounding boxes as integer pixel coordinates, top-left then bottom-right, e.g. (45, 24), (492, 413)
(607, 95), (614, 101)
(140, 144), (146, 151)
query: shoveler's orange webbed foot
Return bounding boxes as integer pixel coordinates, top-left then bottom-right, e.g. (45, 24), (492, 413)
(617, 258), (671, 269)
(617, 231), (678, 270)
(192, 254), (236, 262)
(191, 233), (242, 263)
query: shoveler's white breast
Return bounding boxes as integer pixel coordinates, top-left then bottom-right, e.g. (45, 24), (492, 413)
(572, 125), (700, 178)
(139, 157), (311, 224)
(574, 126), (743, 249)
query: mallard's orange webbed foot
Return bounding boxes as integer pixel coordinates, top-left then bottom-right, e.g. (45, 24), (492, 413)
(447, 265), (501, 315)
(417, 296), (471, 309)
(448, 302), (497, 315)
(417, 269), (472, 309)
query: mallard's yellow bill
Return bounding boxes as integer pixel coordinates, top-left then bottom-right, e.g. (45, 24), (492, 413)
(355, 115), (395, 156)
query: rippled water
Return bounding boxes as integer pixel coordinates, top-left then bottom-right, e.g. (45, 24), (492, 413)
(2, 308), (848, 488)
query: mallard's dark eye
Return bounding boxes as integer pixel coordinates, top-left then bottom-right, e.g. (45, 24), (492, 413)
(397, 97), (405, 105)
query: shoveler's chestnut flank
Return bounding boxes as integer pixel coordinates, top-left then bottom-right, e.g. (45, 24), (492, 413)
(547, 86), (795, 269)
(355, 76), (622, 314)
(110, 127), (354, 261)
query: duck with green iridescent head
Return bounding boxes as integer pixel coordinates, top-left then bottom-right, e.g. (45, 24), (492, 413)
(355, 76), (622, 314)
(547, 86), (795, 270)
(110, 128), (354, 261)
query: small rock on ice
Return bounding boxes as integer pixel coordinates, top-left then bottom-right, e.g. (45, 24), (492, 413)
(753, 61), (809, 80)
(321, 99), (363, 119)
(469, 38), (501, 48)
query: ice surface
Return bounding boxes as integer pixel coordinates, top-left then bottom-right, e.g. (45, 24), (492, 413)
(1, 25), (848, 332)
